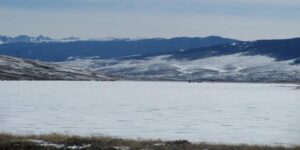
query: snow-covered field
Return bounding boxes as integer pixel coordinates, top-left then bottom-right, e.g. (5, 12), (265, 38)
(0, 81), (300, 146)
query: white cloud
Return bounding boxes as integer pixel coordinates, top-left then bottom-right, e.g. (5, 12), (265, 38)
(0, 0), (300, 40)
(1, 7), (300, 40)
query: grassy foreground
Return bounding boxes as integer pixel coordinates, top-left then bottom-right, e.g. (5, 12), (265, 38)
(0, 133), (299, 150)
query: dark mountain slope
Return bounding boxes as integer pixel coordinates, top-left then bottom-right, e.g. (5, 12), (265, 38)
(0, 36), (238, 61)
(170, 38), (300, 61)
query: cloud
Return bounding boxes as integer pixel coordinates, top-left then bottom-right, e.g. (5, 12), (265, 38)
(1, 7), (300, 40)
(0, 0), (300, 40)
(1, 0), (300, 18)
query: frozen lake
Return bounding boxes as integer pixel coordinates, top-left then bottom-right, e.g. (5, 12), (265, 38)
(0, 81), (300, 146)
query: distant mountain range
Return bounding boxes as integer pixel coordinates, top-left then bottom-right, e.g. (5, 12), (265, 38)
(0, 35), (238, 61)
(0, 55), (113, 81)
(0, 35), (299, 82)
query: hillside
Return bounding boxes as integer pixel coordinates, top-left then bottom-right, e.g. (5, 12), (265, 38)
(0, 55), (113, 81)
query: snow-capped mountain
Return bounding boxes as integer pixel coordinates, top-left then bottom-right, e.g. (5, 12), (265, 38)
(0, 55), (113, 81)
(59, 38), (300, 82)
(0, 35), (53, 44)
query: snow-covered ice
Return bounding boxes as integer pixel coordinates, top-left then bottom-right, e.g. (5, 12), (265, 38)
(0, 81), (299, 146)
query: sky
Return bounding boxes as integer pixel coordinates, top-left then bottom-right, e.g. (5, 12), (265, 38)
(0, 0), (300, 40)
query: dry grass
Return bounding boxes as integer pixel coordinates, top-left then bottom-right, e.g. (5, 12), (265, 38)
(0, 133), (299, 150)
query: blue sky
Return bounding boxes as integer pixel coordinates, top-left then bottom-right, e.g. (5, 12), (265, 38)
(1, 0), (300, 40)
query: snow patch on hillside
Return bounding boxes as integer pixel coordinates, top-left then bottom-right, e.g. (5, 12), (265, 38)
(59, 53), (300, 81)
